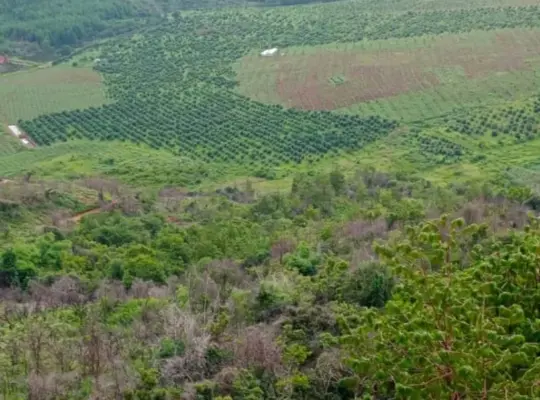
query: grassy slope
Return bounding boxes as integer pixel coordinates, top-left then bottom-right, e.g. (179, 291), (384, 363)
(4, 111), (536, 195)
(247, 97), (540, 192)
(0, 131), (25, 157)
(0, 65), (109, 122)
(0, 140), (245, 188)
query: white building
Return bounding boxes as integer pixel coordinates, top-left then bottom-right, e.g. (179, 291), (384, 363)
(8, 125), (22, 137)
(260, 48), (278, 57)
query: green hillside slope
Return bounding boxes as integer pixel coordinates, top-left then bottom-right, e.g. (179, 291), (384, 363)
(2, 0), (540, 398)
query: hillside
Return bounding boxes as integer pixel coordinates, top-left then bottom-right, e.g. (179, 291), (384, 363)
(2, 0), (540, 398)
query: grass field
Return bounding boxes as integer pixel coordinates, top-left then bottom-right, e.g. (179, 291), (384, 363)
(0, 64), (109, 122)
(235, 28), (540, 121)
(0, 140), (234, 187)
(0, 132), (25, 157)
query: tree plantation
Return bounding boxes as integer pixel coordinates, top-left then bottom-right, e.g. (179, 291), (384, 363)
(2, 0), (540, 398)
(16, 3), (540, 169)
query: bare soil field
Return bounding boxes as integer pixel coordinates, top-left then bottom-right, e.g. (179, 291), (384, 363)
(235, 29), (540, 111)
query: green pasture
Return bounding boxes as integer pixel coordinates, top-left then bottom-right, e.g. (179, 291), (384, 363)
(0, 64), (110, 122)
(0, 140), (240, 188)
(0, 132), (25, 156)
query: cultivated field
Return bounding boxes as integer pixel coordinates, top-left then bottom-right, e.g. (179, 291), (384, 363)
(349, 0), (540, 12)
(0, 132), (24, 156)
(236, 28), (540, 121)
(11, 1), (540, 169)
(0, 65), (109, 122)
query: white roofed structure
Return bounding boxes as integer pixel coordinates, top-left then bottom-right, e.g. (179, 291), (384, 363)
(8, 125), (23, 137)
(261, 48), (278, 57)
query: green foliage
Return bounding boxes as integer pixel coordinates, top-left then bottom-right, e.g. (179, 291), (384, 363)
(0, 0), (257, 58)
(282, 343), (311, 367)
(0, 248), (36, 289)
(1, 165), (540, 400)
(446, 97), (540, 142)
(233, 370), (264, 400)
(343, 216), (540, 398)
(158, 338), (185, 359)
(284, 242), (320, 276)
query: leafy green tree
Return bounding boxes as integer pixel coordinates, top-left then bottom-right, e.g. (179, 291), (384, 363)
(284, 242), (320, 276)
(342, 216), (540, 399)
(0, 248), (36, 289)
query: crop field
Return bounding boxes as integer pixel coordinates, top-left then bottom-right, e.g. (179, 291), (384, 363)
(236, 29), (540, 120)
(11, 1), (540, 171)
(348, 0), (540, 12)
(0, 65), (109, 122)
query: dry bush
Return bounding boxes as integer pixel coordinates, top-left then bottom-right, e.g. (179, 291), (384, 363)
(0, 286), (26, 302)
(341, 218), (388, 243)
(126, 279), (173, 300)
(0, 300), (35, 328)
(163, 305), (201, 343)
(0, 182), (43, 205)
(167, 276), (182, 296)
(214, 367), (241, 395)
(79, 310), (133, 398)
(131, 300), (166, 343)
(148, 285), (171, 299)
(50, 210), (72, 229)
(94, 280), (128, 303)
(161, 306), (217, 383)
(312, 349), (348, 393)
(502, 203), (530, 229)
(229, 325), (282, 374)
(350, 244), (377, 265)
(270, 238), (296, 263)
(161, 339), (210, 384)
(118, 193), (141, 215)
(159, 187), (188, 212)
(81, 178), (121, 197)
(28, 277), (87, 309)
(27, 372), (80, 400)
(361, 170), (391, 189)
(50, 276), (87, 306)
(456, 199), (491, 225)
(185, 272), (221, 314)
(206, 259), (251, 291)
(129, 279), (152, 299)
(456, 198), (531, 233)
(180, 383), (197, 400)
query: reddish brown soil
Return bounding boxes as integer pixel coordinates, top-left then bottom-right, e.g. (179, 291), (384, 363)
(259, 30), (540, 110)
(68, 201), (118, 223)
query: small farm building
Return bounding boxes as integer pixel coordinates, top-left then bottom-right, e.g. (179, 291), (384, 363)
(0, 55), (9, 65)
(8, 125), (23, 137)
(261, 48), (278, 57)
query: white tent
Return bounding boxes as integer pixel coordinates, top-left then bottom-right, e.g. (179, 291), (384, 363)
(8, 125), (22, 137)
(260, 48), (278, 57)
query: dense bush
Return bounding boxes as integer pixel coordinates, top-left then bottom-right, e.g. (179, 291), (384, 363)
(1, 168), (539, 398)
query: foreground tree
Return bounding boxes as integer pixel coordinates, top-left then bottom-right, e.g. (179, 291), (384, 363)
(343, 216), (540, 399)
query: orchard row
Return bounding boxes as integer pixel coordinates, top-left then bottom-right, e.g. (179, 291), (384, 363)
(20, 89), (397, 165)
